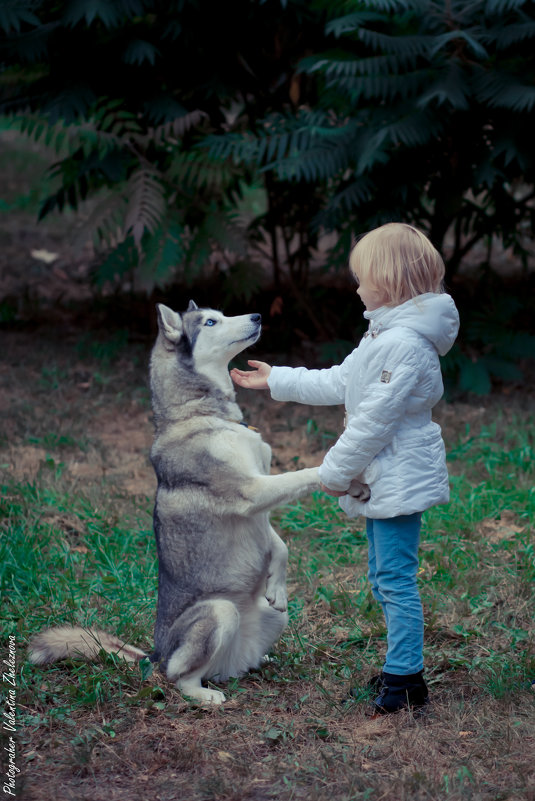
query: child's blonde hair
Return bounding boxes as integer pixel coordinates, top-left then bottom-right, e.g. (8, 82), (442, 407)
(349, 222), (445, 306)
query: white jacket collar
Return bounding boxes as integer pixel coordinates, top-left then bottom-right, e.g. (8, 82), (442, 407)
(363, 293), (459, 356)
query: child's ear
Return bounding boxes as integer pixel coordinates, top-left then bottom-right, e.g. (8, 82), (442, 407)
(156, 304), (183, 343)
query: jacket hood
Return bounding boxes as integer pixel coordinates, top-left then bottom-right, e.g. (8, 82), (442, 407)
(363, 293), (459, 356)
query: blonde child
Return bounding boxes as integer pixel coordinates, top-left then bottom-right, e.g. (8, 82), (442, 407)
(231, 222), (459, 714)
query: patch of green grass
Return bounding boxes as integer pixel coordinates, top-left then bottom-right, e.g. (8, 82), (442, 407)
(1, 481), (155, 642)
(26, 432), (89, 451)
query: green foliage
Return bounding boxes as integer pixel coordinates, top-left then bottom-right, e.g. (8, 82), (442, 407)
(0, 0), (323, 293)
(3, 101), (211, 290)
(4, 2), (535, 276)
(442, 296), (535, 396)
(286, 0), (535, 273)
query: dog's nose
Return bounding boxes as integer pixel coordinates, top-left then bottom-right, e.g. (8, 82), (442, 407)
(251, 313), (261, 324)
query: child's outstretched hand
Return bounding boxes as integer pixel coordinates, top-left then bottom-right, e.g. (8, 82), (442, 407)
(230, 360), (272, 390)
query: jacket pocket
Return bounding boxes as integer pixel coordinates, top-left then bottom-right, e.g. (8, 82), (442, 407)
(362, 457), (381, 485)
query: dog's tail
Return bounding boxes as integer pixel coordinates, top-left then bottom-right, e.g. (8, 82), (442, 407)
(28, 626), (147, 665)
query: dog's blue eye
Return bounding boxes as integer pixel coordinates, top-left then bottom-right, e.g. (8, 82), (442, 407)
(205, 319), (217, 327)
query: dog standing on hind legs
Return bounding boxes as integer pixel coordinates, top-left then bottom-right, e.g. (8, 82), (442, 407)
(29, 301), (321, 704)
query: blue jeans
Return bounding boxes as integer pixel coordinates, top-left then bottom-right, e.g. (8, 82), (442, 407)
(366, 514), (424, 675)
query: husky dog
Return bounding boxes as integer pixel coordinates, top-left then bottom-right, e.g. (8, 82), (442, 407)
(29, 301), (320, 704)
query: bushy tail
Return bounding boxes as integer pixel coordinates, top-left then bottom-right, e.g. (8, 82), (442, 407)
(28, 626), (147, 665)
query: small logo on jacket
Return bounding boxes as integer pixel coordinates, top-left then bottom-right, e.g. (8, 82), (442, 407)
(380, 370), (392, 383)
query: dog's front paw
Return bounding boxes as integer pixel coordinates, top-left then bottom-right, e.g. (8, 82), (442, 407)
(265, 584), (288, 613)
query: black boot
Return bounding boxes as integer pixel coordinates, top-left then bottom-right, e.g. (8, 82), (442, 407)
(372, 670), (429, 714)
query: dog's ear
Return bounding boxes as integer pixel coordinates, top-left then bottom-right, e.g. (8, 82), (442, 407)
(156, 304), (183, 343)
(187, 300), (198, 311)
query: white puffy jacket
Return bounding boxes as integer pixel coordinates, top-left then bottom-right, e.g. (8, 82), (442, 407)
(268, 293), (460, 519)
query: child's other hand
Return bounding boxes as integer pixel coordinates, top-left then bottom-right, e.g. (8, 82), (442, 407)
(320, 483), (347, 497)
(230, 360), (272, 390)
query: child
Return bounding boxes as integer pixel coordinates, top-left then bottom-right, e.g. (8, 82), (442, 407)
(230, 222), (459, 715)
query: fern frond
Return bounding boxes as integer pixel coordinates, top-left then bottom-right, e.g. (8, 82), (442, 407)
(327, 70), (428, 102)
(430, 29), (489, 60)
(482, 21), (535, 48)
(272, 143), (348, 183)
(325, 12), (384, 38)
(354, 109), (441, 173)
(0, 1), (40, 34)
(484, 0), (528, 12)
(203, 111), (346, 169)
(329, 176), (375, 213)
(124, 168), (166, 246)
(300, 52), (418, 78)
(204, 132), (260, 164)
(62, 0), (144, 29)
(74, 188), (129, 249)
(122, 39), (160, 66)
(473, 69), (535, 112)
(416, 63), (471, 110)
(324, 4), (427, 38)
(93, 97), (142, 137)
(167, 150), (236, 190)
(161, 19), (182, 41)
(385, 110), (443, 147)
(355, 129), (390, 174)
(13, 102), (205, 162)
(357, 29), (433, 58)
(140, 110), (207, 147)
(15, 112), (124, 158)
(357, 0), (425, 10)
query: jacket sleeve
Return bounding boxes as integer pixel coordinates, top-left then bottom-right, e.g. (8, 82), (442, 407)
(318, 338), (421, 491)
(267, 355), (354, 406)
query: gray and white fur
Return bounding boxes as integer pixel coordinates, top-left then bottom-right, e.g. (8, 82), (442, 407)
(29, 301), (320, 704)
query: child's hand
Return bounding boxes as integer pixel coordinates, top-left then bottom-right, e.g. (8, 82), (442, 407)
(230, 360), (272, 390)
(320, 483), (347, 497)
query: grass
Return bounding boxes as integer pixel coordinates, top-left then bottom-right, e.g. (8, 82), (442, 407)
(1, 330), (534, 801)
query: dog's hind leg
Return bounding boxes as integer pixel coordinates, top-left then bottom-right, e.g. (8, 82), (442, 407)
(251, 601), (288, 670)
(164, 599), (240, 705)
(215, 598), (288, 681)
